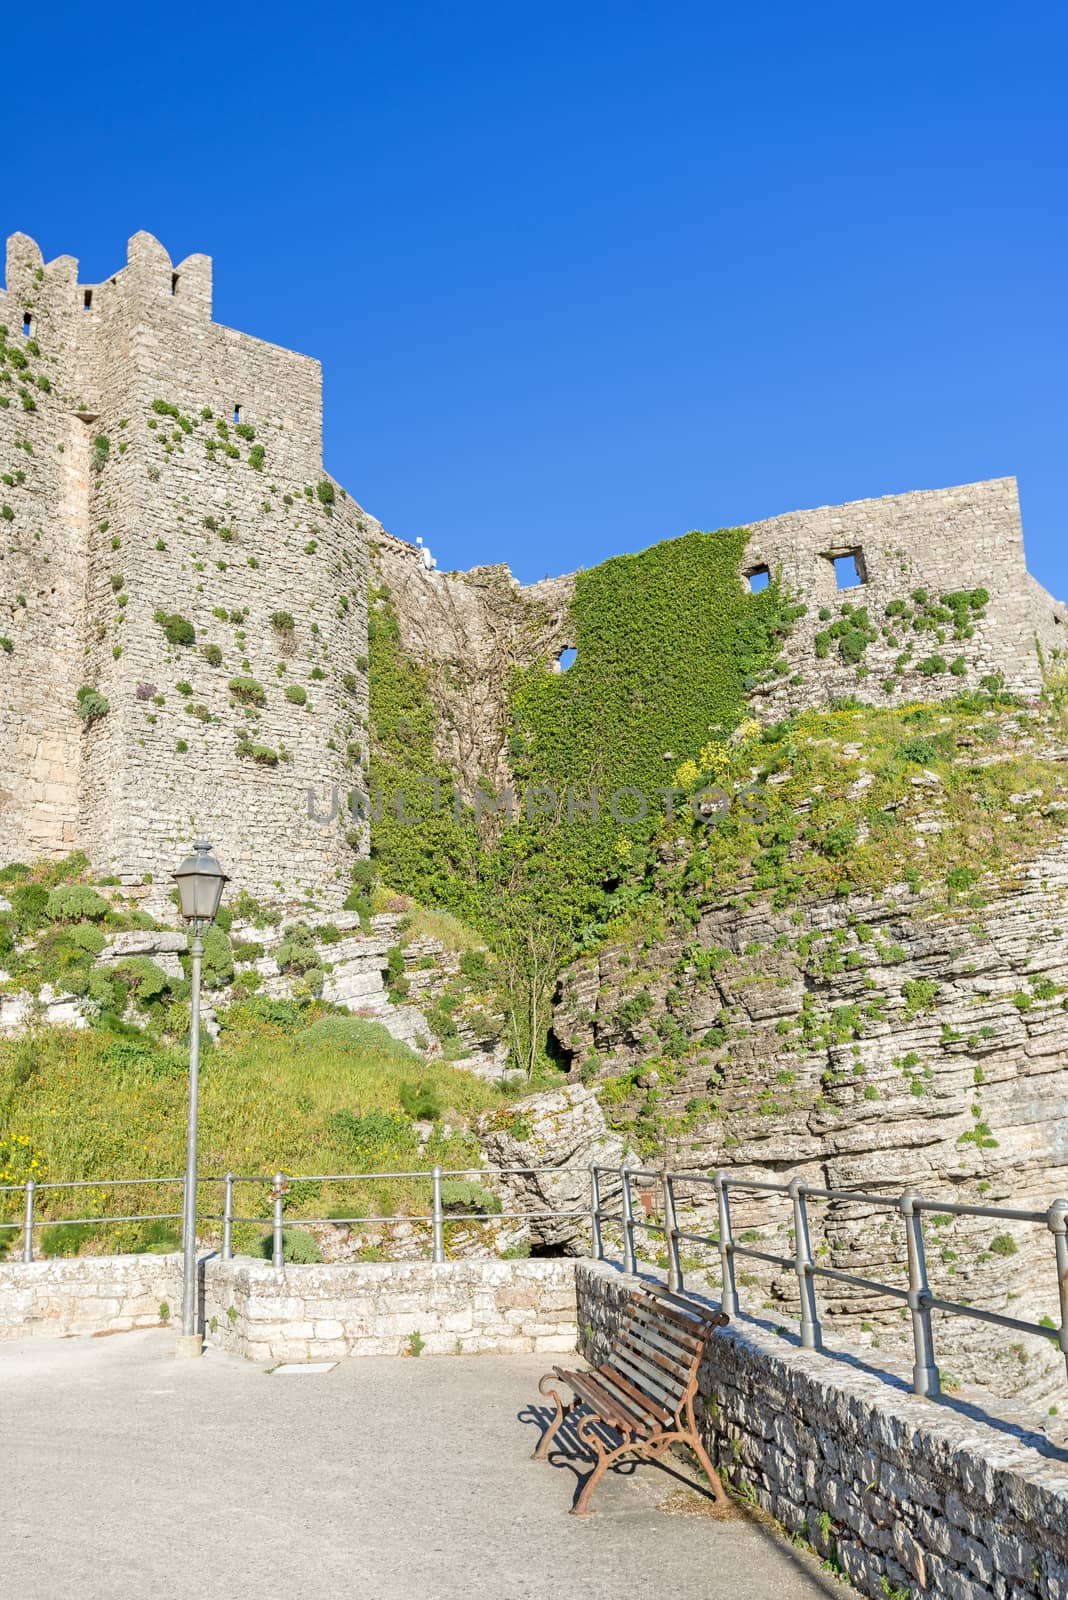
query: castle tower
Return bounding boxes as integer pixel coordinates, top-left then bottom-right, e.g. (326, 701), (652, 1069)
(0, 232), (370, 906)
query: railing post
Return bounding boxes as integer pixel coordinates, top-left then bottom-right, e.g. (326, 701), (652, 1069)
(1048, 1198), (1068, 1383)
(788, 1176), (821, 1351)
(431, 1165), (445, 1263)
(589, 1164), (603, 1261)
(663, 1169), (682, 1294)
(621, 1163), (637, 1277)
(22, 1177), (34, 1264)
(221, 1172), (234, 1262)
(714, 1173), (738, 1318)
(901, 1190), (940, 1397)
(272, 1172), (284, 1269)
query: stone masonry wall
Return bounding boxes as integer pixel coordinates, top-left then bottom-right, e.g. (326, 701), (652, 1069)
(744, 477), (1068, 713)
(0, 1253), (577, 1360)
(0, 230), (372, 907)
(0, 1253), (182, 1341)
(379, 479), (1067, 805)
(201, 1256), (577, 1360)
(578, 1260), (1068, 1600)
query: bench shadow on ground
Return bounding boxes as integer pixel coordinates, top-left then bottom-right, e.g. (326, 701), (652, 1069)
(518, 1401), (841, 1597)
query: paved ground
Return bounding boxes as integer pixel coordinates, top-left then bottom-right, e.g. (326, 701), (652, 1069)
(2, 1331), (837, 1600)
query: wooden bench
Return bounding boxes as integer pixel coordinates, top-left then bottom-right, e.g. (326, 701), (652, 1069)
(532, 1281), (729, 1515)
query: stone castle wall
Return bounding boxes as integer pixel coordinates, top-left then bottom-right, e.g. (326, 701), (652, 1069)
(2, 228), (1063, 897)
(0, 231), (371, 906)
(744, 477), (1067, 712)
(379, 479), (1067, 800)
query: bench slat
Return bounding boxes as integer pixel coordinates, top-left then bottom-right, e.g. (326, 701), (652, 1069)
(579, 1368), (658, 1433)
(617, 1327), (691, 1384)
(642, 1282), (729, 1325)
(632, 1294), (712, 1345)
(626, 1305), (704, 1365)
(604, 1342), (679, 1406)
(557, 1366), (650, 1434)
(604, 1349), (682, 1416)
(612, 1339), (688, 1404)
(598, 1359), (673, 1424)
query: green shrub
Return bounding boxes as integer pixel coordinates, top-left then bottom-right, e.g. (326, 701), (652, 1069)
(130, 1219), (181, 1254)
(45, 884), (109, 922)
(903, 979), (939, 1017)
(438, 1180), (502, 1216)
(8, 881), (47, 933)
(75, 686), (110, 725)
(270, 610), (295, 634)
(40, 1221), (99, 1258)
(989, 1233), (1017, 1257)
(316, 480), (335, 506)
(276, 922), (320, 975)
(343, 888), (372, 923)
(201, 925), (235, 989)
(154, 610), (195, 646)
(257, 1228), (322, 1264)
(248, 444), (265, 470)
(327, 1106), (413, 1160)
(350, 860), (375, 892)
(67, 923), (107, 955)
(899, 736), (938, 765)
(228, 675), (267, 706)
(399, 1079), (443, 1120)
(284, 684), (307, 706)
(917, 654), (947, 676)
(114, 956), (172, 1004)
(202, 642), (223, 667)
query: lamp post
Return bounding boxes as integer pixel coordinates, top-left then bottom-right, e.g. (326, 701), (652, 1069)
(172, 842), (229, 1358)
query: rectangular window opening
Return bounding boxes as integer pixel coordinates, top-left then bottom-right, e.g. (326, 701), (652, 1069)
(833, 552), (865, 589)
(171, 273), (179, 296)
(233, 404), (241, 424)
(746, 565), (771, 594)
(82, 289), (93, 311)
(22, 312), (32, 337)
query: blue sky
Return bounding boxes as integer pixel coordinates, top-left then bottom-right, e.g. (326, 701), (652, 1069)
(3, 2), (1065, 589)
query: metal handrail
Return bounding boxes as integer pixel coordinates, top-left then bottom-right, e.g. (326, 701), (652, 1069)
(5, 1157), (1066, 1395)
(588, 1165), (1068, 1395)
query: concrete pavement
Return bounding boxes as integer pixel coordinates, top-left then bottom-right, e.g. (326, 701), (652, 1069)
(2, 1330), (837, 1599)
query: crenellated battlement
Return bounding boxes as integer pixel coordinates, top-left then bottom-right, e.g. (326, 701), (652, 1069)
(2, 229), (212, 322)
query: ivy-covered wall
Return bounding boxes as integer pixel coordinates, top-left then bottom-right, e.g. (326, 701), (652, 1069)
(369, 525), (801, 936)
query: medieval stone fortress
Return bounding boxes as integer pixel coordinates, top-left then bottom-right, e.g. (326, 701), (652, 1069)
(1, 228), (1065, 905)
(5, 231), (1068, 1600)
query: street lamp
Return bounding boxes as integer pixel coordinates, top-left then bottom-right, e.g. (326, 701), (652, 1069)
(172, 842), (229, 1358)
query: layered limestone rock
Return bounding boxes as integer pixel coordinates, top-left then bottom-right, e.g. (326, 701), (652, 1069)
(477, 1084), (624, 1254)
(549, 840), (1068, 1401)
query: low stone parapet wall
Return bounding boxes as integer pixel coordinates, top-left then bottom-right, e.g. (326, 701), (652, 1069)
(0, 1253), (578, 1360)
(578, 1260), (1068, 1600)
(201, 1256), (577, 1361)
(0, 1254), (182, 1340)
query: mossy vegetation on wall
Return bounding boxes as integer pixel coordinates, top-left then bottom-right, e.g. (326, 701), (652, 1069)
(506, 528), (803, 918)
(368, 529), (802, 936)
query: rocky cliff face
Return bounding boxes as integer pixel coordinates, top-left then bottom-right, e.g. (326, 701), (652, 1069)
(371, 531), (573, 798)
(550, 814), (1068, 1401)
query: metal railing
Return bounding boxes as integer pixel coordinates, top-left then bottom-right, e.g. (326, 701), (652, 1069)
(5, 1162), (1067, 1396)
(0, 1166), (588, 1271)
(590, 1166), (1068, 1396)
